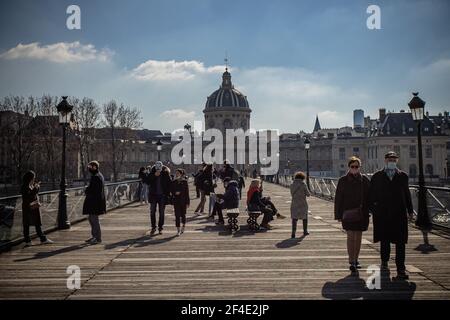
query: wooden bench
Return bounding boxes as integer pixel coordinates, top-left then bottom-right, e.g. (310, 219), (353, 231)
(226, 208), (240, 233)
(247, 210), (261, 231)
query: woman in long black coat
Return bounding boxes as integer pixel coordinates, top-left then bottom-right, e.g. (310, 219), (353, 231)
(171, 169), (190, 236)
(334, 157), (370, 272)
(21, 170), (52, 246)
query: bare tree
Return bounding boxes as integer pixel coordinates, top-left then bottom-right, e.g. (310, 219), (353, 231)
(0, 95), (39, 184)
(71, 97), (101, 183)
(102, 100), (142, 181)
(35, 94), (62, 189)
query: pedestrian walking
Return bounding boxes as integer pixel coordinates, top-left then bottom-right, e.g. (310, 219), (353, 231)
(238, 175), (245, 199)
(334, 157), (370, 272)
(138, 167), (149, 204)
(171, 169), (190, 236)
(82, 161), (106, 245)
(194, 163), (215, 215)
(21, 171), (53, 247)
(290, 171), (311, 238)
(145, 161), (172, 235)
(368, 151), (414, 280)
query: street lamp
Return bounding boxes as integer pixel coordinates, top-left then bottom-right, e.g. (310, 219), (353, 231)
(56, 96), (73, 230)
(184, 123), (192, 134)
(156, 139), (162, 161)
(408, 92), (431, 230)
(304, 137), (311, 190)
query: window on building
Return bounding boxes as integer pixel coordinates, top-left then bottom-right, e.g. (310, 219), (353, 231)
(339, 148), (345, 160)
(409, 164), (417, 177)
(426, 164), (434, 176)
(394, 145), (401, 157)
(353, 147), (360, 157)
(425, 146), (432, 158)
(409, 145), (416, 158)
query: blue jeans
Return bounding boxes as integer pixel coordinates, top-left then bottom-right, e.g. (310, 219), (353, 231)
(208, 193), (216, 215)
(150, 194), (166, 230)
(140, 183), (148, 202)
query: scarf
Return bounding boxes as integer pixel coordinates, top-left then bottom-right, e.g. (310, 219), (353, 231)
(384, 168), (397, 181)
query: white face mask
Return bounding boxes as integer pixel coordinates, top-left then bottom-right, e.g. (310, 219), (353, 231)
(386, 162), (397, 170)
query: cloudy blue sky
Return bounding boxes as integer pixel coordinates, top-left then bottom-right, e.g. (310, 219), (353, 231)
(0, 0), (449, 133)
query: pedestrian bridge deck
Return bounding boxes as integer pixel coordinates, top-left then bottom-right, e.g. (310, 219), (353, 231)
(1, 179), (450, 299)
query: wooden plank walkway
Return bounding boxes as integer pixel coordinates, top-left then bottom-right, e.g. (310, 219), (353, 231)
(1, 179), (450, 300)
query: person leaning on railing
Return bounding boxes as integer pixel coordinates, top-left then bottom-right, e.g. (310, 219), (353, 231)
(21, 170), (53, 247)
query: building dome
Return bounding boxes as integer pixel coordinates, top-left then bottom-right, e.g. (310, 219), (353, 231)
(205, 69), (250, 109)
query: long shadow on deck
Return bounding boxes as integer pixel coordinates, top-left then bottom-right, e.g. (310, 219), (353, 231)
(14, 243), (90, 262)
(275, 235), (306, 248)
(322, 270), (416, 300)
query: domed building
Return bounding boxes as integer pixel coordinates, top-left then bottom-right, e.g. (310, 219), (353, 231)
(203, 68), (252, 133)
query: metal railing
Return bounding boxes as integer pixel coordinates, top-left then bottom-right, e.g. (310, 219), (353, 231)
(0, 180), (140, 247)
(273, 175), (450, 229)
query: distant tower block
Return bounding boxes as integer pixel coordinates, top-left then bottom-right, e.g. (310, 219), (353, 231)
(353, 109), (364, 128)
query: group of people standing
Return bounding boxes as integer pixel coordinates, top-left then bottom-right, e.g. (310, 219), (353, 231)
(20, 160), (106, 246)
(334, 151), (414, 280)
(20, 150), (416, 282)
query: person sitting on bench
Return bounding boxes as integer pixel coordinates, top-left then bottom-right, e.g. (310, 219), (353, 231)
(211, 177), (240, 225)
(247, 179), (277, 229)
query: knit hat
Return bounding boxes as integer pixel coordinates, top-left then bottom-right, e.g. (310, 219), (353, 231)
(89, 161), (100, 169)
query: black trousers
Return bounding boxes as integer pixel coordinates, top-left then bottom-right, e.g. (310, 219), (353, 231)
(23, 222), (47, 243)
(211, 201), (225, 222)
(174, 204), (187, 228)
(261, 206), (275, 225)
(380, 241), (406, 272)
(261, 198), (278, 215)
(150, 195), (166, 230)
(292, 218), (308, 234)
(195, 185), (200, 198)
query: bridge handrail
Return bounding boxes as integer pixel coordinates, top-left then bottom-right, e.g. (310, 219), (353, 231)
(0, 179), (141, 250)
(270, 175), (450, 229)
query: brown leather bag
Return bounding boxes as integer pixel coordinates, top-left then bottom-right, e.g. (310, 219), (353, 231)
(342, 177), (364, 223)
(29, 200), (41, 210)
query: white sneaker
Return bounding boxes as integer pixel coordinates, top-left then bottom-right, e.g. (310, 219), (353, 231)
(181, 225), (185, 234)
(41, 239), (54, 245)
(176, 229), (181, 237)
(24, 241), (33, 247)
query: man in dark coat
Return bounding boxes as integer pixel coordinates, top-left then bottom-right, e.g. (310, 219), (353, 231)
(368, 151), (414, 280)
(83, 161), (106, 244)
(144, 161), (172, 235)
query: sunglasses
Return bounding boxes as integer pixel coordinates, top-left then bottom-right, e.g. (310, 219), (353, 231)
(350, 165), (360, 169)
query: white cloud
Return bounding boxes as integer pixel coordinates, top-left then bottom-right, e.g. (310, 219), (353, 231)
(0, 42), (113, 63)
(160, 108), (196, 120)
(131, 59), (226, 81)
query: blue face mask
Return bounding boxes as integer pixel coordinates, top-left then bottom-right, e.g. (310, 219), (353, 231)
(386, 162), (397, 170)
